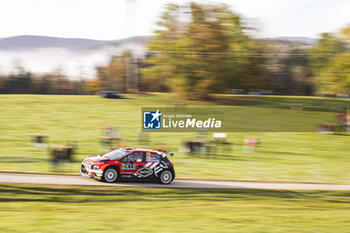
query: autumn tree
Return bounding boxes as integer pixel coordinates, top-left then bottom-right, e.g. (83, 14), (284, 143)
(84, 79), (102, 94)
(309, 33), (344, 76)
(141, 2), (268, 97)
(314, 52), (350, 94)
(310, 29), (348, 94)
(97, 51), (134, 93)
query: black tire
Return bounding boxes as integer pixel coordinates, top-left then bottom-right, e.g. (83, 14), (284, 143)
(158, 170), (173, 184)
(103, 167), (118, 183)
(80, 164), (88, 176)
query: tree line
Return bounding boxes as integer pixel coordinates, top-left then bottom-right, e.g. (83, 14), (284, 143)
(1, 2), (350, 97)
(0, 69), (84, 94)
(93, 2), (350, 97)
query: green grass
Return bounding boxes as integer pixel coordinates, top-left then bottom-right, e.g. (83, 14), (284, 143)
(0, 183), (350, 232)
(1, 93), (350, 183)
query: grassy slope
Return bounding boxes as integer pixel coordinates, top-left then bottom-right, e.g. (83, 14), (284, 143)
(0, 184), (350, 232)
(1, 94), (350, 183)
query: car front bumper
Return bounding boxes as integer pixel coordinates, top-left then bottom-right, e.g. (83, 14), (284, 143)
(80, 163), (103, 178)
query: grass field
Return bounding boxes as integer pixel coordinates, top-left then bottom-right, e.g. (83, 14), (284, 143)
(1, 93), (350, 183)
(0, 183), (350, 232)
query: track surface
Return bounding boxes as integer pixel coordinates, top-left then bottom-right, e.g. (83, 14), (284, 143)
(1, 172), (350, 190)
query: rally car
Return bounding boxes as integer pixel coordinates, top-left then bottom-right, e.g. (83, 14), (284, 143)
(80, 147), (175, 184)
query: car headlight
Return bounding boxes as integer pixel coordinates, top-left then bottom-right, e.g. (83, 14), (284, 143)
(91, 165), (99, 170)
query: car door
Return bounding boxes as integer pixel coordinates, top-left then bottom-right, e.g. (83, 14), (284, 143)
(119, 152), (146, 178)
(133, 152), (153, 179)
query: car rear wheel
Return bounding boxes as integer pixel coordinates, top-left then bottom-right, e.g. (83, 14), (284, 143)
(158, 170), (173, 184)
(103, 168), (118, 183)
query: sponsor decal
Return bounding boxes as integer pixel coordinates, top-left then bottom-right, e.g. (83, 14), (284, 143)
(136, 167), (153, 177)
(146, 158), (157, 162)
(146, 152), (158, 162)
(154, 161), (168, 177)
(121, 164), (136, 170)
(133, 162), (159, 178)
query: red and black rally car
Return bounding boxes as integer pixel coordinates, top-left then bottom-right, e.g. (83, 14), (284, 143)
(80, 147), (175, 184)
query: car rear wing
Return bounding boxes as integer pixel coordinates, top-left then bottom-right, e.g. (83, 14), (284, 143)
(155, 149), (174, 156)
(153, 145), (174, 156)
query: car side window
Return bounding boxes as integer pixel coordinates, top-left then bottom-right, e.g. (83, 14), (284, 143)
(145, 152), (161, 162)
(119, 155), (128, 163)
(122, 152), (144, 163)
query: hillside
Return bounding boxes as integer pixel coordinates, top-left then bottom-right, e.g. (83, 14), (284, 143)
(0, 35), (150, 50)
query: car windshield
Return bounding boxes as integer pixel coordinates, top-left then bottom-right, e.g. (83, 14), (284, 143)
(102, 149), (129, 160)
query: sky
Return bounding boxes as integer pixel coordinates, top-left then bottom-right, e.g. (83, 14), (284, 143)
(0, 0), (349, 40)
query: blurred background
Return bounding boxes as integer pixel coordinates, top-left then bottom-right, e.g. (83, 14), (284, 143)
(1, 1), (350, 232)
(1, 0), (350, 182)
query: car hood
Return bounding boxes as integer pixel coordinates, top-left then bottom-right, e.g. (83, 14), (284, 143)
(85, 156), (110, 163)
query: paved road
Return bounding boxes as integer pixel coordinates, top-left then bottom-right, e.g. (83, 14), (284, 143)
(1, 172), (350, 190)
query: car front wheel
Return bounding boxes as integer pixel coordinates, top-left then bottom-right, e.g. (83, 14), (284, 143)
(103, 168), (118, 183)
(158, 170), (173, 184)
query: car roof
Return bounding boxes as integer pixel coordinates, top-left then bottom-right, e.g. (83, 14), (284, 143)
(124, 147), (166, 157)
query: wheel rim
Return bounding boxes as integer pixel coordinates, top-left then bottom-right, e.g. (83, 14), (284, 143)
(105, 169), (117, 182)
(161, 171), (172, 183)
